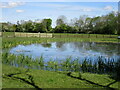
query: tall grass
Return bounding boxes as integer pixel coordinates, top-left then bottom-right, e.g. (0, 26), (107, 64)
(2, 52), (120, 80)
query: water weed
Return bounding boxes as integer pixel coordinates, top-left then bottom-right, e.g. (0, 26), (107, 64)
(2, 52), (120, 80)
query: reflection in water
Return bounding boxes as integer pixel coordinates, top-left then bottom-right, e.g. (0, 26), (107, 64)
(41, 43), (51, 48)
(9, 42), (120, 62)
(56, 42), (66, 51)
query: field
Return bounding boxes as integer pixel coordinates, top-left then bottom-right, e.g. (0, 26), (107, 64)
(1, 32), (120, 89)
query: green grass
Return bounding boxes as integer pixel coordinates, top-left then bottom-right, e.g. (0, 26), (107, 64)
(2, 32), (15, 37)
(53, 33), (118, 38)
(2, 64), (119, 88)
(2, 34), (119, 49)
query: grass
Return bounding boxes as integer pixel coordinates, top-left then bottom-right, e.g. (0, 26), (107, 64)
(2, 32), (15, 37)
(53, 33), (118, 39)
(2, 64), (119, 88)
(2, 34), (119, 49)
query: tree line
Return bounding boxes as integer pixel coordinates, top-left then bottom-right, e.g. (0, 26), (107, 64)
(1, 12), (120, 35)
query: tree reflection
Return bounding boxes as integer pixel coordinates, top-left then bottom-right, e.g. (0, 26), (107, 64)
(41, 43), (51, 48)
(56, 42), (66, 51)
(69, 42), (120, 56)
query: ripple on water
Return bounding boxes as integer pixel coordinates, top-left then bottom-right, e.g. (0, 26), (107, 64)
(9, 42), (120, 62)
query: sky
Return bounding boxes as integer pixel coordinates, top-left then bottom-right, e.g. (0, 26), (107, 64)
(0, 1), (119, 27)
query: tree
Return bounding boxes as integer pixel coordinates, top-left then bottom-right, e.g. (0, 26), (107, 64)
(56, 19), (64, 26)
(85, 17), (93, 33)
(23, 20), (34, 32)
(42, 19), (52, 33)
(2, 22), (14, 32)
(12, 24), (17, 32)
(16, 21), (22, 32)
(57, 15), (67, 25)
(33, 23), (46, 33)
(118, 13), (120, 35)
(1, 11), (118, 34)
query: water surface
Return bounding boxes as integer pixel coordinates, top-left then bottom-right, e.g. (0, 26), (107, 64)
(10, 42), (120, 62)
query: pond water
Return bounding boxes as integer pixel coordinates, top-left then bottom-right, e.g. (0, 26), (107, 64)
(9, 42), (120, 62)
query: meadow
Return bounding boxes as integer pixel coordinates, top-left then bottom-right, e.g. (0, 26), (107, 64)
(1, 32), (120, 89)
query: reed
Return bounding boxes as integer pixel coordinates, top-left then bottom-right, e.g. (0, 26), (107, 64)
(39, 55), (44, 69)
(2, 51), (120, 81)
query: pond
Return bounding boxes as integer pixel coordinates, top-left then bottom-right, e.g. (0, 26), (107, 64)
(9, 42), (120, 62)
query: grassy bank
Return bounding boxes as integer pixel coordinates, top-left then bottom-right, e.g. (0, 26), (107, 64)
(2, 32), (119, 49)
(2, 36), (119, 49)
(2, 64), (119, 88)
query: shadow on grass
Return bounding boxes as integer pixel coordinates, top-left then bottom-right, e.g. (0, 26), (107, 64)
(4, 69), (42, 90)
(66, 72), (117, 90)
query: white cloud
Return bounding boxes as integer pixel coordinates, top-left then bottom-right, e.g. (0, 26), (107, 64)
(16, 9), (24, 13)
(32, 3), (94, 12)
(104, 6), (113, 10)
(0, 2), (25, 8)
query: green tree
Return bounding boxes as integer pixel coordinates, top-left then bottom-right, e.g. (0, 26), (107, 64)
(16, 21), (22, 32)
(42, 19), (52, 33)
(33, 23), (46, 33)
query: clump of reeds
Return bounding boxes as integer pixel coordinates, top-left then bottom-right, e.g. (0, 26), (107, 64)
(2, 52), (120, 80)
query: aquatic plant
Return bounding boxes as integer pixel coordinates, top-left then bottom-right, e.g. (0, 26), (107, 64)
(60, 57), (72, 71)
(71, 59), (80, 72)
(2, 51), (120, 81)
(81, 59), (88, 73)
(39, 55), (44, 70)
(47, 60), (55, 71)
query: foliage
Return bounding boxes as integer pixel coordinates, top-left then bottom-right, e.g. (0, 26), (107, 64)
(1, 12), (119, 34)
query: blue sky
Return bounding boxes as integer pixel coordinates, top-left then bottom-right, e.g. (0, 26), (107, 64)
(0, 2), (118, 27)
